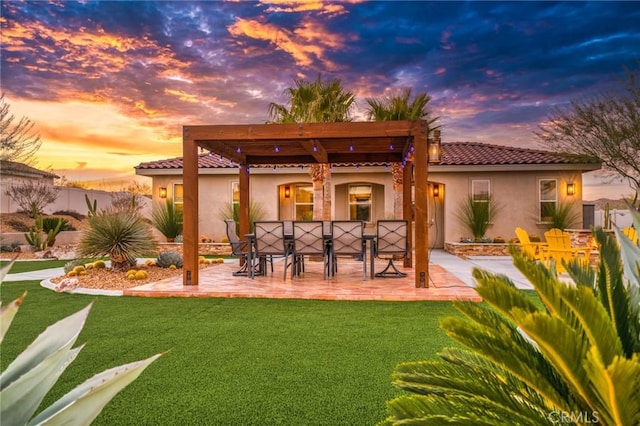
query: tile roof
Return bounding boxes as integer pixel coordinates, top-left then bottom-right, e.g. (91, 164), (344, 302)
(0, 160), (59, 178)
(135, 142), (600, 170)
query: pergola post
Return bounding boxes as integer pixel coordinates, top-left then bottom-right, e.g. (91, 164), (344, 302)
(238, 164), (250, 248)
(402, 161), (413, 268)
(182, 127), (199, 286)
(413, 128), (429, 288)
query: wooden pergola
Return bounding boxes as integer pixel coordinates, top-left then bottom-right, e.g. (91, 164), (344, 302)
(181, 120), (438, 288)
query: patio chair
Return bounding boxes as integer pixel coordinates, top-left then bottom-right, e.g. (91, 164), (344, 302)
(374, 220), (408, 278)
(331, 220), (365, 280)
(292, 221), (330, 279)
(622, 226), (638, 245)
(253, 221), (292, 280)
(514, 227), (546, 261)
(543, 228), (592, 273)
(225, 219), (260, 276)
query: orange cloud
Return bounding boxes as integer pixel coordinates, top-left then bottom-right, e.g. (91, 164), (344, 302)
(228, 17), (344, 69)
(260, 0), (360, 16)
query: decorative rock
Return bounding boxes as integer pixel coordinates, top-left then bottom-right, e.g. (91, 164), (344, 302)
(54, 278), (79, 293)
(50, 246), (78, 260)
(34, 249), (55, 259)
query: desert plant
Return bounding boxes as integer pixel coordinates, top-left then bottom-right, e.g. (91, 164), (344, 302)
(217, 200), (266, 234)
(456, 194), (500, 241)
(111, 192), (144, 214)
(151, 199), (183, 242)
(4, 181), (59, 217)
(63, 259), (85, 274)
(52, 209), (85, 220)
(77, 210), (157, 271)
(543, 201), (581, 230)
(85, 194), (97, 217)
(381, 210), (640, 425)
(41, 216), (70, 233)
(156, 250), (183, 268)
(24, 215), (62, 250)
(0, 258), (162, 425)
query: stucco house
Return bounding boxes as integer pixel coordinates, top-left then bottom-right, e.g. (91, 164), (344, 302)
(135, 141), (601, 248)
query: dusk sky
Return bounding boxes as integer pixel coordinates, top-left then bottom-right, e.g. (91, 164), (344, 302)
(1, 1), (638, 198)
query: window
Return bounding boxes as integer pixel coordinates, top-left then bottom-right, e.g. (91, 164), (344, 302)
(539, 179), (557, 222)
(349, 185), (372, 222)
(173, 183), (184, 213)
(231, 182), (240, 218)
(295, 185), (313, 220)
(471, 179), (490, 202)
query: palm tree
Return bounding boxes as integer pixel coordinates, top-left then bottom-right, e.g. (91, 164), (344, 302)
(268, 75), (355, 220)
(381, 211), (640, 425)
(365, 88), (439, 218)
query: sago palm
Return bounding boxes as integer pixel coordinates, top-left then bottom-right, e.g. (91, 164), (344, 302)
(78, 210), (157, 271)
(382, 208), (640, 425)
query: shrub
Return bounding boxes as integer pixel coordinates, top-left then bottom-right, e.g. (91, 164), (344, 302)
(77, 210), (157, 272)
(382, 209), (640, 425)
(4, 181), (59, 217)
(217, 200), (267, 233)
(151, 199), (183, 242)
(456, 194), (500, 241)
(52, 210), (85, 220)
(5, 219), (30, 232)
(156, 250), (183, 268)
(110, 192), (145, 214)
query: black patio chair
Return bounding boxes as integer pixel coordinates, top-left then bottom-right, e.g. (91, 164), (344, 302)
(331, 220), (365, 280)
(225, 219), (254, 276)
(292, 221), (329, 279)
(374, 220), (408, 278)
(253, 221), (292, 280)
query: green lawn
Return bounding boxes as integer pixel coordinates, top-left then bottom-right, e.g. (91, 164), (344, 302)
(1, 279), (462, 425)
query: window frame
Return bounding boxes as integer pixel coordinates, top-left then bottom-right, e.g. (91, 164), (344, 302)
(471, 179), (491, 202)
(539, 178), (558, 222)
(348, 184), (373, 223)
(294, 184), (314, 220)
(173, 183), (184, 212)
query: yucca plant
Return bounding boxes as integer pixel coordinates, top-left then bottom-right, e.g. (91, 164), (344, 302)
(0, 260), (162, 425)
(78, 210), (157, 271)
(382, 208), (640, 425)
(544, 201), (581, 230)
(217, 200), (266, 233)
(456, 194), (500, 241)
(151, 199), (183, 242)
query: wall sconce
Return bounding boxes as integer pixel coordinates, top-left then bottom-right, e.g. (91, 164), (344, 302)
(428, 129), (442, 163)
(159, 187), (167, 198)
(432, 184), (440, 197)
(566, 183), (576, 196)
(284, 186), (291, 198)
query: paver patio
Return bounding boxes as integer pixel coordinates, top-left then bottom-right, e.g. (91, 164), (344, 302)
(124, 259), (482, 302)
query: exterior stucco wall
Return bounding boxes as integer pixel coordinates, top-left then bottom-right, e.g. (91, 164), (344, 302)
(145, 167), (586, 246)
(433, 169), (584, 243)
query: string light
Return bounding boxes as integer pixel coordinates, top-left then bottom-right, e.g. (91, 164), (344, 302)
(273, 166), (277, 172)
(236, 146), (241, 153)
(389, 144), (394, 150)
(274, 145), (280, 153)
(349, 145), (354, 152)
(313, 143), (318, 152)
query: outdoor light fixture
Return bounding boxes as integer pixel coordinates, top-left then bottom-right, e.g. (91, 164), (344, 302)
(284, 186), (291, 198)
(567, 183), (576, 196)
(428, 129), (442, 163)
(432, 184), (440, 197)
(159, 187), (167, 198)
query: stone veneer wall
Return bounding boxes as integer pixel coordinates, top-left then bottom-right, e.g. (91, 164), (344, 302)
(157, 243), (232, 256)
(444, 242), (509, 258)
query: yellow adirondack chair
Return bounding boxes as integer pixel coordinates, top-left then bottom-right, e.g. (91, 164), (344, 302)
(514, 227), (547, 261)
(543, 228), (592, 273)
(622, 226), (638, 245)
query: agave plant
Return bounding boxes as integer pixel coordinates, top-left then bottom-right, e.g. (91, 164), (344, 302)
(78, 210), (157, 271)
(382, 208), (640, 425)
(0, 260), (162, 425)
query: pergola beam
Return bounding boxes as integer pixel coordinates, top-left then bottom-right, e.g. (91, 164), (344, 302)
(299, 139), (328, 163)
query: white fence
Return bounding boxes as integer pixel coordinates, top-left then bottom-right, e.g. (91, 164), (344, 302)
(594, 209), (633, 229)
(0, 183), (151, 218)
